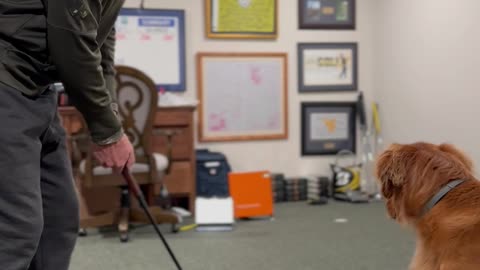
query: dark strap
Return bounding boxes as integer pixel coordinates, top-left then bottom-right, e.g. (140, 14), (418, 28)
(421, 179), (466, 217)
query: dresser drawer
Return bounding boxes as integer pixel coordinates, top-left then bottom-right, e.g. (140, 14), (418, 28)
(152, 128), (192, 160)
(155, 110), (191, 126)
(163, 161), (193, 194)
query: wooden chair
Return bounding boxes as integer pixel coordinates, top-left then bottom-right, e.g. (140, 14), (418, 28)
(73, 65), (181, 242)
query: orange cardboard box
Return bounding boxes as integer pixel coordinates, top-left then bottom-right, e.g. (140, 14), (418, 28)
(228, 171), (274, 219)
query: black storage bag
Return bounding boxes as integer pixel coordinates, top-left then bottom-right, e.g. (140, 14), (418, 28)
(196, 149), (232, 198)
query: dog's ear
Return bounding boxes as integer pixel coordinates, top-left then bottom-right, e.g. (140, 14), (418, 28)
(375, 144), (413, 198)
(381, 176), (395, 199)
(439, 144), (473, 172)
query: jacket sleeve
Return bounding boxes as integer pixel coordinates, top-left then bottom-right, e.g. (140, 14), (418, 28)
(100, 27), (118, 104)
(46, 0), (123, 145)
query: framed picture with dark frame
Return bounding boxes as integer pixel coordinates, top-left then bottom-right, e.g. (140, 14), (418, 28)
(298, 42), (358, 92)
(299, 0), (356, 30)
(301, 102), (356, 155)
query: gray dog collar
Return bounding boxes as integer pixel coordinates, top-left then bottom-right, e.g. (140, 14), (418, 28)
(420, 179), (466, 217)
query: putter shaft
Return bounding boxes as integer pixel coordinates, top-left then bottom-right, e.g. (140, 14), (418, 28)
(122, 168), (183, 270)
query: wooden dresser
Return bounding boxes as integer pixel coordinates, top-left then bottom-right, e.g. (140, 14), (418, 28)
(59, 105), (197, 213)
(152, 106), (197, 212)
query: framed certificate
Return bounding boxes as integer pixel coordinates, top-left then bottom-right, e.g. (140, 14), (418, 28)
(205, 0), (278, 39)
(301, 102), (357, 155)
(298, 42), (358, 92)
(299, 0), (356, 30)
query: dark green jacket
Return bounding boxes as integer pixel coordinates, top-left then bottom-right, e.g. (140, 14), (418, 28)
(0, 0), (125, 145)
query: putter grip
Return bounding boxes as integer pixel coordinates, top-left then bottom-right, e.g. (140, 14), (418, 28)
(121, 167), (142, 197)
(357, 92), (366, 127)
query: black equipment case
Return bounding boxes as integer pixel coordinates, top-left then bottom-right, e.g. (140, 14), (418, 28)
(195, 149), (232, 198)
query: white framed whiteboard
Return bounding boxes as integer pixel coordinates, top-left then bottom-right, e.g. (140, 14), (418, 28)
(197, 53), (288, 142)
(115, 9), (186, 91)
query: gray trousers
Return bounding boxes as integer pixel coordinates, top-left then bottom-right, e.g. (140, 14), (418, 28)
(0, 82), (79, 270)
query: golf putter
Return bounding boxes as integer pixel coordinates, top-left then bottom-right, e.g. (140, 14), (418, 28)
(357, 91), (374, 196)
(121, 167), (183, 270)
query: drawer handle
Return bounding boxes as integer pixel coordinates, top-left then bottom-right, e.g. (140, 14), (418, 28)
(152, 128), (183, 174)
(153, 129), (183, 137)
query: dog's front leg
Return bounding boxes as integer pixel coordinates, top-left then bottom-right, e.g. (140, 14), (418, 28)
(440, 261), (478, 270)
(409, 246), (435, 270)
(439, 263), (454, 270)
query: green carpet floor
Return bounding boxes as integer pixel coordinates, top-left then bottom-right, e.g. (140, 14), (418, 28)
(70, 201), (415, 270)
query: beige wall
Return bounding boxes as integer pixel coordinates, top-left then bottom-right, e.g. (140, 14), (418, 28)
(123, 0), (377, 177)
(375, 0), (480, 169)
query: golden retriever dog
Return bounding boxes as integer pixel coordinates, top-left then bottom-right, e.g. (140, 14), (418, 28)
(375, 142), (480, 270)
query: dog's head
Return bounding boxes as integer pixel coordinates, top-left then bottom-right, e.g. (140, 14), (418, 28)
(375, 142), (473, 224)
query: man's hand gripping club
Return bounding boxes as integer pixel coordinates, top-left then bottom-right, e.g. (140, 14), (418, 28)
(92, 134), (135, 173)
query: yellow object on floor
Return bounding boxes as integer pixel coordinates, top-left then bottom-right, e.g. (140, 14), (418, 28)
(179, 224), (197, 232)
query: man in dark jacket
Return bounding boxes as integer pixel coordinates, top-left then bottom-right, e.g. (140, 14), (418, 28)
(0, 0), (135, 269)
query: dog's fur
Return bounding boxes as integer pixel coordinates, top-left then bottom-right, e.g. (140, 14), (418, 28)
(375, 142), (480, 270)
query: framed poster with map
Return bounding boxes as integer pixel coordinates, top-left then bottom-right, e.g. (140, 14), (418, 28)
(301, 102), (356, 155)
(205, 0), (278, 39)
(197, 52), (288, 142)
(299, 0), (355, 30)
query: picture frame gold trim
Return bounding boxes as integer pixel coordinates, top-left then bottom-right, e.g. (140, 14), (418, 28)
(205, 0), (278, 39)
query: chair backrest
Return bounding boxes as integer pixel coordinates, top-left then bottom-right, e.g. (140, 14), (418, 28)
(114, 65), (157, 160)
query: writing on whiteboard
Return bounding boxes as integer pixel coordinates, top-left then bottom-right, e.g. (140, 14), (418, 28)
(209, 113), (227, 132)
(250, 67), (262, 85)
(203, 59), (284, 135)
